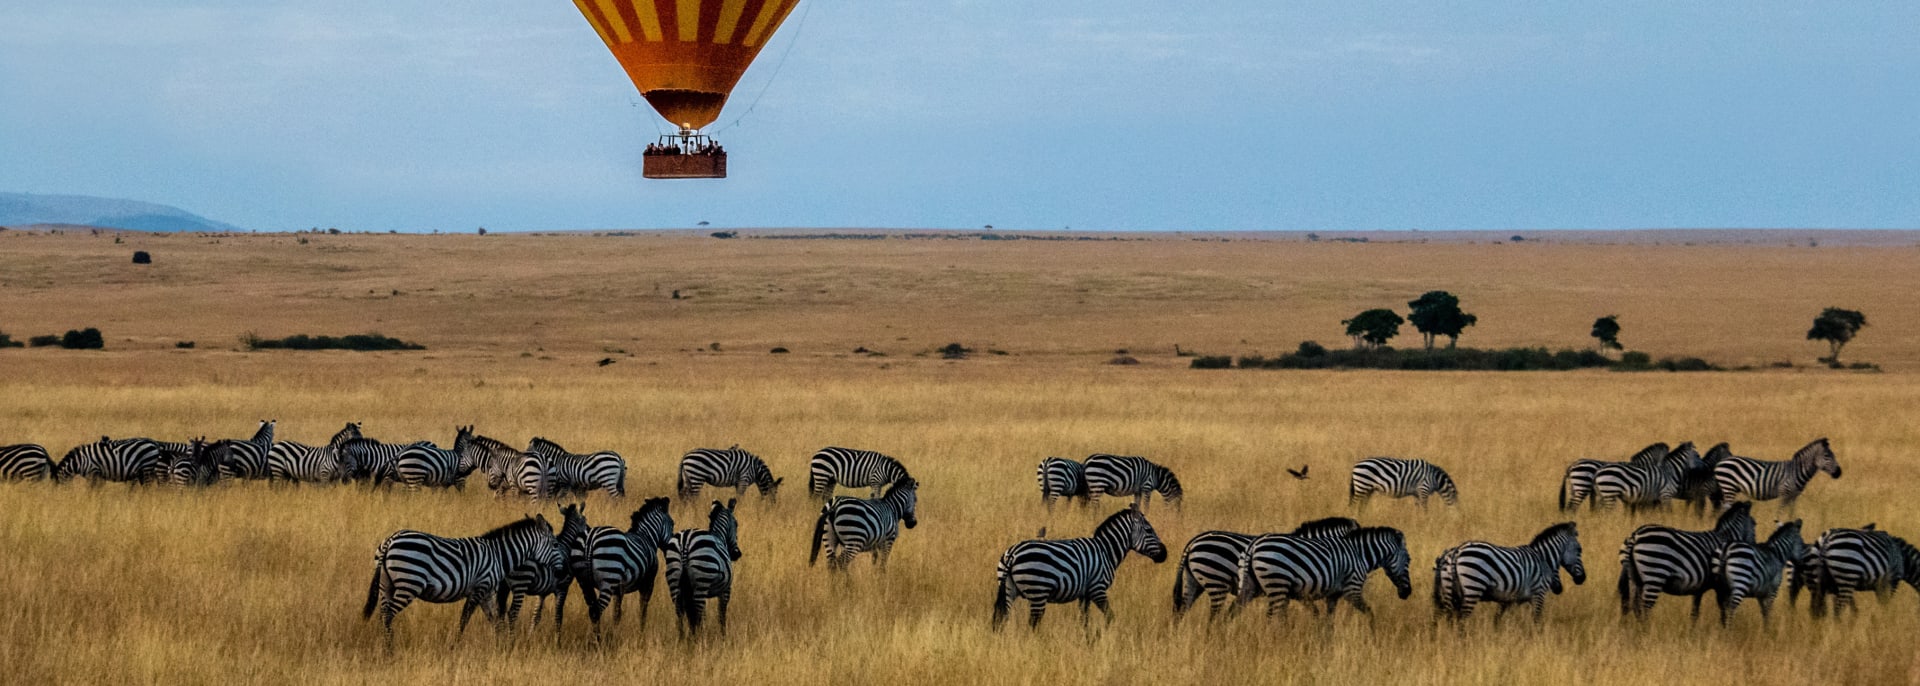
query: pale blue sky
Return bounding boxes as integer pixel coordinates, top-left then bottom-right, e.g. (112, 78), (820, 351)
(2, 1), (1916, 232)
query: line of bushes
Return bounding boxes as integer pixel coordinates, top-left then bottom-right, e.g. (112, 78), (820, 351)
(1192, 342), (1719, 372)
(0, 328), (104, 349)
(242, 332), (424, 351)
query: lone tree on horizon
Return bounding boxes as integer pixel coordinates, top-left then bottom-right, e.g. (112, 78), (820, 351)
(1807, 307), (1867, 364)
(1343, 309), (1403, 350)
(1407, 290), (1477, 349)
(1591, 315), (1623, 352)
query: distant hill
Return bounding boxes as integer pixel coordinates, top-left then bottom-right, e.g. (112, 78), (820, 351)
(0, 192), (245, 233)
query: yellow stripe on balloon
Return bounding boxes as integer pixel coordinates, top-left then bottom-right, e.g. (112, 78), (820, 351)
(572, 0), (615, 47)
(631, 0), (664, 42)
(677, 0), (702, 42)
(742, 0), (786, 47)
(591, 0), (633, 42)
(713, 0), (749, 45)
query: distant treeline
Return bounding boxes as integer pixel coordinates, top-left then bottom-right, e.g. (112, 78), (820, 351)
(1191, 344), (1719, 372)
(242, 333), (424, 351)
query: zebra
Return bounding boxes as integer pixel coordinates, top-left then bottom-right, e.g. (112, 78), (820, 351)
(340, 430), (428, 485)
(1711, 438), (1841, 512)
(159, 437), (221, 487)
(0, 444), (54, 481)
(1036, 457), (1089, 511)
(361, 515), (557, 648)
(1171, 516), (1361, 622)
(1235, 526), (1414, 622)
(810, 477), (919, 573)
(1083, 454), (1183, 511)
(1710, 519), (1804, 626)
(458, 431), (538, 498)
(992, 505), (1168, 630)
(1349, 457), (1457, 508)
(54, 437), (165, 483)
(1558, 443), (1670, 511)
(1677, 442), (1729, 515)
(527, 437), (627, 498)
(211, 420), (276, 480)
(665, 499), (743, 636)
(564, 498), (674, 632)
(677, 446), (782, 501)
(808, 446), (911, 500)
(1432, 522), (1586, 625)
(1798, 526), (1919, 618)
(500, 528), (572, 630)
(378, 426), (480, 490)
(266, 422), (362, 484)
(1592, 442), (1696, 513)
(1617, 501), (1756, 620)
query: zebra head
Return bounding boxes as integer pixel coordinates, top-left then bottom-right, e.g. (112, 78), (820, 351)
(1714, 502), (1758, 542)
(1154, 466), (1184, 508)
(450, 426), (481, 479)
(709, 499), (742, 561)
(631, 497), (674, 545)
(1099, 505), (1167, 563)
(1353, 527), (1414, 599)
(1897, 537), (1920, 589)
(885, 477), (919, 529)
(1797, 438), (1840, 479)
(754, 465), (783, 501)
(1532, 522), (1585, 586)
(329, 422), (362, 450)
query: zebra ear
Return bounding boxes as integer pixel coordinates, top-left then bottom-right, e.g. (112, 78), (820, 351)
(727, 498), (737, 510)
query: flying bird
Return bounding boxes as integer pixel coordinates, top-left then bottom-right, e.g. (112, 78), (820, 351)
(1286, 465), (1310, 480)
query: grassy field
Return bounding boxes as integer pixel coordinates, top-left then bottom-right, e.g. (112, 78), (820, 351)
(2, 230), (1918, 685)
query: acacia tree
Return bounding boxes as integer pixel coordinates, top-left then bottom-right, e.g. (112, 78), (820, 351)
(1807, 307), (1867, 363)
(1343, 309), (1403, 350)
(1591, 315), (1623, 352)
(1407, 290), (1477, 349)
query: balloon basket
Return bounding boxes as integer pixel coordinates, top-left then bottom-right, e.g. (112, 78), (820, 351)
(644, 153), (728, 179)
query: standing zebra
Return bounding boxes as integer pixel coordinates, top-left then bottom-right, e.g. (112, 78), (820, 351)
(1235, 526), (1414, 622)
(267, 422), (362, 484)
(992, 505), (1168, 630)
(458, 431), (538, 499)
(160, 437), (221, 487)
(528, 437), (627, 498)
(810, 477), (919, 573)
(0, 444), (54, 481)
(1432, 522), (1586, 625)
(54, 437), (164, 484)
(1036, 457), (1089, 511)
(1711, 438), (1841, 512)
(566, 498), (674, 631)
(808, 446), (911, 500)
(211, 420), (276, 480)
(1710, 519), (1804, 626)
(1559, 443), (1670, 511)
(1617, 501), (1756, 620)
(1172, 516), (1361, 622)
(340, 430), (428, 485)
(361, 515), (557, 648)
(665, 499), (743, 636)
(379, 426), (480, 491)
(1592, 442), (1697, 513)
(1798, 526), (1919, 618)
(1349, 457), (1457, 508)
(677, 446), (782, 501)
(1083, 454), (1183, 511)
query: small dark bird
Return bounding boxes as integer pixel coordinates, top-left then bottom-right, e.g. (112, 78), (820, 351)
(1036, 526), (1048, 539)
(596, 358), (616, 367)
(1286, 465), (1310, 480)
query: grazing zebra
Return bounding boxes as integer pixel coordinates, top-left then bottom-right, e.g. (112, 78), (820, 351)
(54, 437), (165, 483)
(1593, 442), (1696, 513)
(500, 529), (572, 630)
(992, 505), (1168, 630)
(1798, 526), (1920, 618)
(810, 477), (919, 573)
(1710, 519), (1804, 626)
(1559, 443), (1670, 511)
(565, 498), (674, 631)
(1036, 457), (1089, 511)
(808, 446), (911, 500)
(1083, 454), (1183, 511)
(1235, 526), (1415, 622)
(1433, 522), (1586, 625)
(528, 437), (627, 498)
(160, 437), (221, 487)
(1711, 438), (1841, 512)
(1171, 516), (1361, 622)
(211, 420), (276, 480)
(1349, 457), (1457, 508)
(267, 422), (362, 484)
(665, 499), (743, 636)
(1617, 501), (1756, 620)
(361, 515), (557, 648)
(379, 426), (480, 491)
(677, 446), (782, 501)
(0, 444), (54, 481)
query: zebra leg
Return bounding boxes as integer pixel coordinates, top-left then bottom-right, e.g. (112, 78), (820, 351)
(717, 589), (730, 636)
(553, 586), (567, 632)
(1689, 593), (1704, 623)
(613, 593), (624, 623)
(638, 584), (654, 626)
(1530, 594), (1548, 624)
(1027, 599), (1047, 629)
(1093, 592), (1114, 626)
(1493, 602), (1510, 628)
(876, 541), (893, 572)
(459, 595), (484, 634)
(1757, 595), (1774, 628)
(1079, 598), (1092, 627)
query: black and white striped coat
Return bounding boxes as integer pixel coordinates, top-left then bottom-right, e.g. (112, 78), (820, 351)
(0, 444), (54, 481)
(665, 499), (743, 636)
(1593, 442), (1696, 512)
(461, 432), (538, 498)
(341, 433), (427, 485)
(500, 532), (572, 629)
(1036, 457), (1089, 511)
(808, 446), (910, 499)
(1235, 527), (1415, 620)
(992, 506), (1168, 630)
(1559, 443), (1670, 511)
(1171, 517), (1360, 622)
(266, 422), (361, 484)
(1710, 519), (1803, 626)
(810, 477), (918, 572)
(361, 516), (557, 647)
(1349, 457), (1457, 508)
(1711, 438), (1841, 511)
(677, 447), (782, 500)
(55, 437), (165, 483)
(159, 438), (221, 487)
(380, 426), (479, 490)
(563, 498), (675, 630)
(1083, 454), (1183, 511)
(1616, 502), (1756, 619)
(1433, 522), (1586, 624)
(211, 420), (276, 480)
(528, 437), (627, 498)
(1798, 526), (1919, 618)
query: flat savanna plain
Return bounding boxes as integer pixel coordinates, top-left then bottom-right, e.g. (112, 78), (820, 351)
(2, 230), (1919, 685)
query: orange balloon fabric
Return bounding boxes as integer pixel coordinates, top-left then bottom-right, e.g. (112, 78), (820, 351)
(572, 0), (801, 131)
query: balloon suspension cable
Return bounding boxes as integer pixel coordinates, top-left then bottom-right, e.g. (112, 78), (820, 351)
(710, 0), (816, 136)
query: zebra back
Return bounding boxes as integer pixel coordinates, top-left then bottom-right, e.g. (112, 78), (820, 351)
(0, 444), (54, 481)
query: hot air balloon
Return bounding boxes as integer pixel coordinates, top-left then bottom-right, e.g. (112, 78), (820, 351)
(570, 0), (803, 179)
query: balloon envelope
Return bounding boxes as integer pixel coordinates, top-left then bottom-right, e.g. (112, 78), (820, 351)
(572, 0), (802, 130)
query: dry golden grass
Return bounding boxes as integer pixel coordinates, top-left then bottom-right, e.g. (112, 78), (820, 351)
(2, 231), (1919, 685)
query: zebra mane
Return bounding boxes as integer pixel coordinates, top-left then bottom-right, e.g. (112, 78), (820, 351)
(1702, 442), (1732, 464)
(1093, 506), (1143, 535)
(478, 516), (550, 540)
(1665, 442), (1699, 467)
(1628, 443), (1670, 465)
(466, 432), (519, 454)
(1347, 526), (1404, 541)
(1793, 438), (1833, 464)
(633, 497), (670, 522)
(1763, 519), (1804, 546)
(1530, 522), (1578, 547)
(529, 437), (568, 453)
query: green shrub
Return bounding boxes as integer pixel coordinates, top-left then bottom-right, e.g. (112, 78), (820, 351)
(28, 335), (60, 347)
(1190, 355), (1233, 369)
(60, 328), (104, 350)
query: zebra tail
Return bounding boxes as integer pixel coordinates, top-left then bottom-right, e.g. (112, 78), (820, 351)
(808, 505), (829, 566)
(1171, 555), (1191, 615)
(1557, 472), (1570, 511)
(1617, 539), (1637, 612)
(1447, 550), (1466, 617)
(362, 560), (383, 620)
(991, 563), (1012, 630)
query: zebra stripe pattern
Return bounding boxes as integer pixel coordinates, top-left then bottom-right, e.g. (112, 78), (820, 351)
(266, 422), (362, 484)
(211, 420), (276, 480)
(1593, 442), (1695, 512)
(1083, 454), (1183, 511)
(992, 505), (1168, 630)
(1559, 443), (1670, 511)
(810, 477), (918, 573)
(665, 499), (743, 636)
(501, 531), (572, 629)
(458, 432), (537, 498)
(1710, 519), (1803, 626)
(528, 437), (627, 498)
(1799, 526), (1920, 618)
(361, 515), (557, 647)
(55, 437), (164, 483)
(380, 426), (479, 490)
(0, 444), (55, 481)
(160, 437), (221, 487)
(564, 498), (675, 630)
(1036, 457), (1088, 511)
(1711, 438), (1841, 511)
(1349, 457), (1457, 508)
(1172, 516), (1360, 622)
(340, 431), (424, 485)
(808, 446), (911, 499)
(677, 446), (782, 500)
(1433, 522), (1586, 625)
(1616, 501), (1756, 620)
(1235, 526), (1415, 620)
